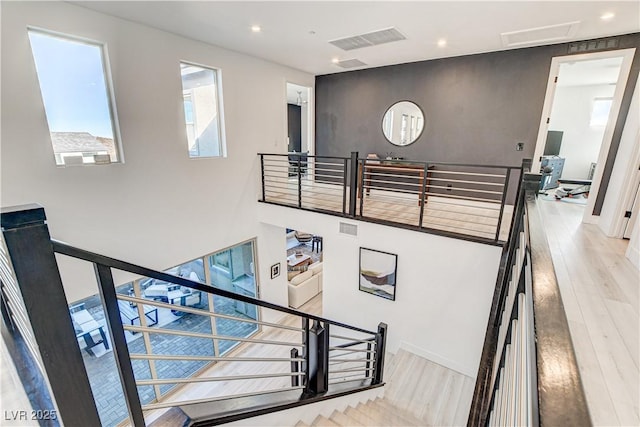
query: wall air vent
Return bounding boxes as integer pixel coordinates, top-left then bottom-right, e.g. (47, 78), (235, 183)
(335, 59), (367, 69)
(330, 27), (406, 51)
(568, 38), (619, 54)
(339, 222), (358, 236)
(501, 21), (580, 47)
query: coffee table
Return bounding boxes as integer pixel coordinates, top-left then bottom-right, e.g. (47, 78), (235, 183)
(287, 253), (312, 270)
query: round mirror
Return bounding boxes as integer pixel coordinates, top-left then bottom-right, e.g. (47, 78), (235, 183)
(381, 101), (424, 146)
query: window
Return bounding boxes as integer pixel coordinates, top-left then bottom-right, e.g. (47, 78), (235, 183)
(28, 29), (121, 166)
(590, 97), (613, 127)
(180, 62), (226, 158)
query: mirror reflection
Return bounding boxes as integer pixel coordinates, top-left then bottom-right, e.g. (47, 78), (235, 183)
(382, 101), (424, 146)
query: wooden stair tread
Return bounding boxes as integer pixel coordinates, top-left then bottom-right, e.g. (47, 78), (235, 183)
(312, 414), (340, 426)
(329, 409), (364, 426)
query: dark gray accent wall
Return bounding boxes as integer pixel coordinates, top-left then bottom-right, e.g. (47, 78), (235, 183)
(287, 104), (302, 152)
(316, 33), (640, 215)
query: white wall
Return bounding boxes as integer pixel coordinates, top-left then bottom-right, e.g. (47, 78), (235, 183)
(599, 72), (640, 237)
(0, 1), (313, 303)
(257, 203), (502, 377)
(550, 84), (616, 179)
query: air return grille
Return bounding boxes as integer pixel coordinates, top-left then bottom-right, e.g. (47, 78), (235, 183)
(339, 222), (358, 236)
(501, 21), (580, 47)
(335, 59), (367, 69)
(330, 27), (406, 51)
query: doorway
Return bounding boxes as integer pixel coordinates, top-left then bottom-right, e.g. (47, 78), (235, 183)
(532, 48), (635, 224)
(286, 83), (312, 155)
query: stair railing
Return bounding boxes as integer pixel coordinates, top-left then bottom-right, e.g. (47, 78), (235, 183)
(0, 204), (387, 427)
(259, 152), (520, 245)
(468, 164), (591, 426)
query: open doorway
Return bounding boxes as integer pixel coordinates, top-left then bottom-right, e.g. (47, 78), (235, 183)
(286, 83), (312, 154)
(532, 48), (635, 224)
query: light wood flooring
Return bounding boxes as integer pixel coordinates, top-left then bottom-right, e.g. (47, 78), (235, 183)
(264, 179), (512, 241)
(538, 199), (639, 426)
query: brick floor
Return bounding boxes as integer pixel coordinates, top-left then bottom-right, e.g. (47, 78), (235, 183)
(81, 295), (258, 426)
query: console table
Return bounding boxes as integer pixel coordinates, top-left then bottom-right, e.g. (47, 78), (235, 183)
(358, 162), (433, 204)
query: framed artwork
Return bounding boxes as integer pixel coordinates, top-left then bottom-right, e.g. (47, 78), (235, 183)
(359, 247), (397, 301)
(270, 262), (281, 279)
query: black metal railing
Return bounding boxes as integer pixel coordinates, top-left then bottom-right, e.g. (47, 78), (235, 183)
(259, 153), (521, 245)
(467, 167), (591, 426)
(0, 204), (387, 427)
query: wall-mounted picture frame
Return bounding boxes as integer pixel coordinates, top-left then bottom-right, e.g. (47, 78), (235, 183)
(270, 262), (280, 279)
(359, 247), (397, 301)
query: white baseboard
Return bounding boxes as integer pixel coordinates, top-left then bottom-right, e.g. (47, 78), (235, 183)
(399, 341), (475, 378)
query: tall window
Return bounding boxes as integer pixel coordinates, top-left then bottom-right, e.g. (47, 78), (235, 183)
(180, 62), (226, 158)
(28, 29), (121, 166)
(590, 97), (613, 127)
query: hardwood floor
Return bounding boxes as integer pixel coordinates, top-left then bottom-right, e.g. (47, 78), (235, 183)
(538, 198), (639, 426)
(265, 179), (512, 241)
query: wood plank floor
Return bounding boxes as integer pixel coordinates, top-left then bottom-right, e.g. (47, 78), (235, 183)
(264, 179), (512, 241)
(538, 198), (639, 426)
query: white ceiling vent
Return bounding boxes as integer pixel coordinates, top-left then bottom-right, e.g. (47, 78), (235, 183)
(501, 21), (580, 47)
(330, 27), (406, 51)
(339, 222), (358, 236)
(335, 59), (367, 69)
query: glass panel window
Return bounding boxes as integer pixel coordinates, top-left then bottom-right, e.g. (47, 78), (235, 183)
(208, 241), (258, 354)
(180, 62), (226, 158)
(28, 29), (121, 166)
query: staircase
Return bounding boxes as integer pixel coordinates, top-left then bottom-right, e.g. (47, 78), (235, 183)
(298, 397), (425, 426)
(295, 349), (474, 426)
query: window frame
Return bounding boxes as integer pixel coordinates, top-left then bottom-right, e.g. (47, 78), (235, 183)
(27, 27), (124, 166)
(179, 60), (227, 159)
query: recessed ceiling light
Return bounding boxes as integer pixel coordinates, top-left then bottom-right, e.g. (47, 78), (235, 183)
(437, 39), (447, 47)
(251, 25), (261, 33)
(600, 12), (615, 21)
(331, 58), (340, 64)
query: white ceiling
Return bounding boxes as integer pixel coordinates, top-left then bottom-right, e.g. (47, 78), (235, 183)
(557, 56), (624, 87)
(74, 1), (640, 75)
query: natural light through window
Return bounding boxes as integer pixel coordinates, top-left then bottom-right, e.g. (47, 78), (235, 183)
(180, 62), (226, 158)
(28, 29), (120, 166)
(590, 97), (613, 127)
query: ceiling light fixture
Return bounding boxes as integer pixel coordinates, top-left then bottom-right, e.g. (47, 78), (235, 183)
(296, 91), (303, 106)
(331, 58), (340, 64)
(437, 38), (447, 47)
(600, 12), (615, 21)
(251, 25), (261, 33)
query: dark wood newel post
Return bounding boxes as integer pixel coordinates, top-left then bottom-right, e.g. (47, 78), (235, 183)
(373, 322), (387, 384)
(304, 320), (329, 396)
(0, 204), (101, 426)
(349, 151), (359, 216)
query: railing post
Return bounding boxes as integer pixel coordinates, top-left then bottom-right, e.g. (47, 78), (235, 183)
(495, 168), (511, 242)
(291, 347), (300, 387)
(297, 156), (303, 208)
(418, 162), (428, 227)
(260, 154), (266, 202)
(342, 158), (349, 214)
(304, 320), (329, 396)
(349, 151), (359, 216)
(0, 204), (101, 426)
(94, 264), (145, 426)
(373, 322), (388, 384)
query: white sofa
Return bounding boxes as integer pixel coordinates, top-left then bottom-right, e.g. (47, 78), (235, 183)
(288, 261), (323, 308)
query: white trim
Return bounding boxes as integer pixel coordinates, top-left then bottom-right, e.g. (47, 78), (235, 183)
(611, 129), (640, 237)
(531, 48), (636, 224)
(399, 341), (475, 378)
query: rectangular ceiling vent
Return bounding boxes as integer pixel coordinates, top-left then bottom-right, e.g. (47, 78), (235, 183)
(330, 27), (406, 51)
(339, 222), (358, 236)
(501, 21), (580, 47)
(335, 59), (367, 69)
